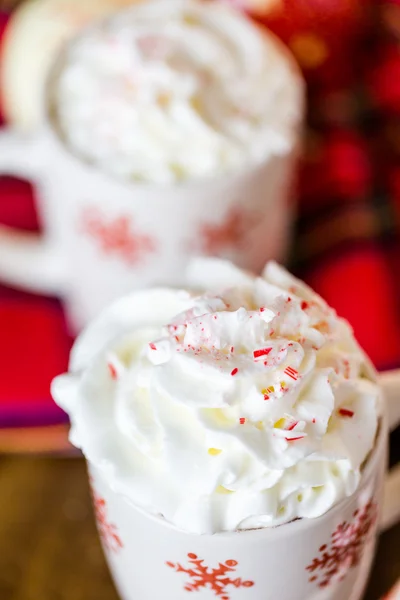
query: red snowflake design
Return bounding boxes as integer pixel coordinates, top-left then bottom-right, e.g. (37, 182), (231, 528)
(166, 553), (254, 598)
(90, 483), (123, 553)
(306, 500), (378, 589)
(198, 207), (257, 255)
(81, 207), (156, 266)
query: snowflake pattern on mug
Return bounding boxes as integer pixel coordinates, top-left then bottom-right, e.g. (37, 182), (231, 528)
(198, 207), (257, 256)
(80, 207), (156, 266)
(306, 499), (378, 588)
(89, 481), (123, 553)
(166, 553), (254, 598)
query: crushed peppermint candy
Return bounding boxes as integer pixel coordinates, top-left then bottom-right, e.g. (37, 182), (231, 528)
(286, 421), (299, 431)
(284, 366), (299, 380)
(338, 408), (354, 418)
(253, 348), (272, 359)
(108, 362), (118, 380)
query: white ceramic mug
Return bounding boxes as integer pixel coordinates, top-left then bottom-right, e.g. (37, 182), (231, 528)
(87, 372), (400, 600)
(0, 16), (303, 335)
(0, 127), (299, 333)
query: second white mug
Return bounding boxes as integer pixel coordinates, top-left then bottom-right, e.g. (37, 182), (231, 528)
(0, 2), (304, 331)
(0, 125), (299, 332)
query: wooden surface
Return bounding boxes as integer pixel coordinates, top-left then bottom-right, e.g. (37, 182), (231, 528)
(0, 0), (22, 11)
(0, 455), (399, 600)
(0, 456), (118, 600)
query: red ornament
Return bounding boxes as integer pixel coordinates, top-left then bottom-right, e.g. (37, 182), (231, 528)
(166, 553), (254, 599)
(368, 44), (400, 115)
(323, 130), (372, 200)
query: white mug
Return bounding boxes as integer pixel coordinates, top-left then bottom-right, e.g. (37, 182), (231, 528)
(0, 127), (299, 333)
(0, 52), (301, 334)
(87, 371), (400, 600)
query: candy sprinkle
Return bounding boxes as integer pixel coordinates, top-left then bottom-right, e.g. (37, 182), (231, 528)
(253, 348), (272, 359)
(285, 435), (305, 442)
(149, 343), (157, 350)
(261, 388), (270, 400)
(208, 448), (222, 456)
(338, 408), (354, 418)
(301, 301), (309, 310)
(108, 362), (118, 380)
(286, 421), (298, 431)
(239, 417), (246, 425)
(231, 368), (239, 376)
(216, 485), (234, 495)
(284, 366), (299, 381)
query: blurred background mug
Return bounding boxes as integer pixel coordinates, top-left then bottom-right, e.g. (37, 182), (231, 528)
(0, 1), (304, 332)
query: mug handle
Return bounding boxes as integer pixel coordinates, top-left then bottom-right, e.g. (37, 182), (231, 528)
(378, 369), (400, 531)
(0, 129), (67, 295)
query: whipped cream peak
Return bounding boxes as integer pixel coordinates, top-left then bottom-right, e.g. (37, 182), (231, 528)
(52, 259), (380, 534)
(51, 0), (303, 183)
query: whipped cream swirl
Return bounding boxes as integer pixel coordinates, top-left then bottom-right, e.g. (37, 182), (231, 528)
(51, 0), (303, 183)
(52, 259), (380, 534)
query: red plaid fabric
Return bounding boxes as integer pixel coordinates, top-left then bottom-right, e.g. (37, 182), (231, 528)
(250, 0), (400, 371)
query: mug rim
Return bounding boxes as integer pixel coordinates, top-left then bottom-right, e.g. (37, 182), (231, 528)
(41, 119), (296, 192)
(42, 6), (304, 192)
(89, 397), (387, 541)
